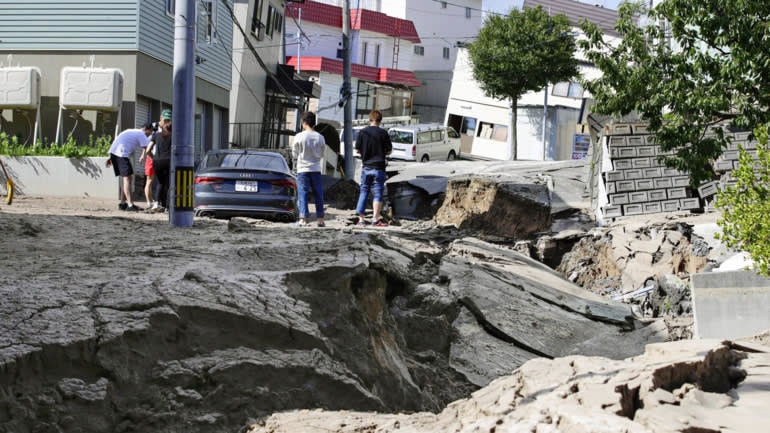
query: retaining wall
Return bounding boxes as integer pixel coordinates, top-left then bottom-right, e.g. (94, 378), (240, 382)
(0, 156), (119, 200)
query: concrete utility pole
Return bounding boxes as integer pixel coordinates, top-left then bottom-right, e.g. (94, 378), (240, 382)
(342, 0), (354, 180)
(170, 0), (196, 227)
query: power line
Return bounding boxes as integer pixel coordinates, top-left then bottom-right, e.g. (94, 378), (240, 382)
(204, 0), (265, 110)
(217, 0), (295, 98)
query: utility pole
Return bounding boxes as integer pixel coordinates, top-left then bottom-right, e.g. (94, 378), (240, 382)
(170, 0), (195, 227)
(542, 84), (548, 160)
(342, 0), (354, 180)
(295, 9), (302, 133)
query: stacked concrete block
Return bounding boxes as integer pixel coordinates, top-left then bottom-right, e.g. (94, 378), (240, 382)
(598, 124), (767, 219)
(710, 131), (757, 193)
(601, 123), (702, 219)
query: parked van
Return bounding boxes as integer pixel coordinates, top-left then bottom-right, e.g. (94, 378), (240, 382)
(338, 126), (365, 157)
(388, 124), (461, 162)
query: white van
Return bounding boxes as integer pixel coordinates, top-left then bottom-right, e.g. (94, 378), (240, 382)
(388, 124), (461, 162)
(338, 126), (365, 157)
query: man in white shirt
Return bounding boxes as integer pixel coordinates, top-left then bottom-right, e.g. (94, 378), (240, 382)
(291, 111), (326, 227)
(106, 123), (154, 211)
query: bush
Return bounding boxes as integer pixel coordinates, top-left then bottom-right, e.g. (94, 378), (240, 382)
(0, 132), (112, 158)
(715, 123), (770, 276)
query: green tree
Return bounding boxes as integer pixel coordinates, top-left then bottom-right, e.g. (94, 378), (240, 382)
(714, 123), (770, 276)
(466, 6), (578, 160)
(579, 1), (770, 185)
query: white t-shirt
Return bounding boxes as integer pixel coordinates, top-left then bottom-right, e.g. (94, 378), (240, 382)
(292, 129), (326, 173)
(108, 128), (150, 157)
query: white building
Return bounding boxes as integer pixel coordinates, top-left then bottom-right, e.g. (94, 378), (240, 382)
(284, 0), (422, 126)
(444, 0), (619, 161)
(299, 0), (483, 123)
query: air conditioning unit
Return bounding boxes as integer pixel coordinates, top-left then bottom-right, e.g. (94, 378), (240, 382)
(0, 66), (41, 109)
(60, 67), (124, 111)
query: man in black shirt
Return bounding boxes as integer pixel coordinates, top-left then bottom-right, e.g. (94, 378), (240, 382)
(354, 110), (392, 226)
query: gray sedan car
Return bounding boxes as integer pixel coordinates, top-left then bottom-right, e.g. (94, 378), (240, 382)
(194, 149), (297, 222)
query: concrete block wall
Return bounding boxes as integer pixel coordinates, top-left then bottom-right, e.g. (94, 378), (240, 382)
(708, 131), (755, 198)
(600, 125), (759, 219)
(601, 123), (700, 219)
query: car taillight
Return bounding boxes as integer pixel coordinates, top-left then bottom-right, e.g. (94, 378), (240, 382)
(269, 179), (296, 188)
(411, 145), (416, 157)
(268, 179), (296, 193)
(195, 176), (225, 185)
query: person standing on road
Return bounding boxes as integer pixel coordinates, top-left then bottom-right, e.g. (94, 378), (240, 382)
(106, 123), (154, 211)
(141, 109), (173, 212)
(146, 112), (173, 212)
(291, 111), (326, 227)
(139, 121), (158, 210)
(354, 109), (392, 227)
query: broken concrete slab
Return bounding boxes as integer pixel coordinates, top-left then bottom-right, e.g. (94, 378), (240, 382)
(434, 175), (552, 239)
(437, 237), (669, 385)
(385, 160), (590, 213)
(1, 206), (669, 432)
(387, 176), (447, 220)
(246, 338), (770, 433)
(691, 270), (770, 339)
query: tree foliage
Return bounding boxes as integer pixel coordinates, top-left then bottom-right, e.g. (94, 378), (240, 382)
(466, 6), (578, 159)
(714, 123), (770, 276)
(579, 0), (770, 185)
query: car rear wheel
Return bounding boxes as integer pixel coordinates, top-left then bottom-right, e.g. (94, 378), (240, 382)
(447, 150), (457, 161)
(420, 154), (430, 162)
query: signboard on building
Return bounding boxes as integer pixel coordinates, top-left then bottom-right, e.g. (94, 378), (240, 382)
(571, 133), (590, 160)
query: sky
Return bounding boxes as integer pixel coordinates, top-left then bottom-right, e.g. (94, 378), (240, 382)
(483, 0), (625, 14)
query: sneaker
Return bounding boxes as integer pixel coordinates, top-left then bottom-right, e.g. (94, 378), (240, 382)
(293, 221), (308, 227)
(373, 219), (388, 227)
(356, 219), (367, 227)
(126, 205), (142, 212)
(317, 222), (326, 227)
(118, 202), (128, 211)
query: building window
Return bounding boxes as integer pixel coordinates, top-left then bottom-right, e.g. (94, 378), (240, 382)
(374, 44), (380, 66)
(266, 5), (275, 38)
(466, 7), (471, 18)
(362, 41), (368, 64)
(443, 47), (450, 59)
(357, 81), (376, 114)
(552, 81), (585, 99)
(274, 11), (283, 34)
(414, 45), (424, 56)
(250, 0), (265, 39)
(200, 0), (217, 43)
(356, 84), (413, 119)
(460, 117), (476, 136)
(166, 0), (175, 17)
(441, 1), (447, 8)
(477, 122), (507, 142)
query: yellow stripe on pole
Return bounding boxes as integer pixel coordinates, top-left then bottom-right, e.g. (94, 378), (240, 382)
(174, 166), (194, 211)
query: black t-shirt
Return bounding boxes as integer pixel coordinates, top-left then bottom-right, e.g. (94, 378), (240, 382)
(355, 125), (392, 170)
(152, 132), (173, 162)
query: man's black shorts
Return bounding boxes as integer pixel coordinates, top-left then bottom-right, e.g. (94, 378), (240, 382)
(110, 154), (133, 177)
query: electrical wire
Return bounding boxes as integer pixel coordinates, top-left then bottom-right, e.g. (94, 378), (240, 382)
(217, 0), (297, 98)
(205, 0), (266, 110)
